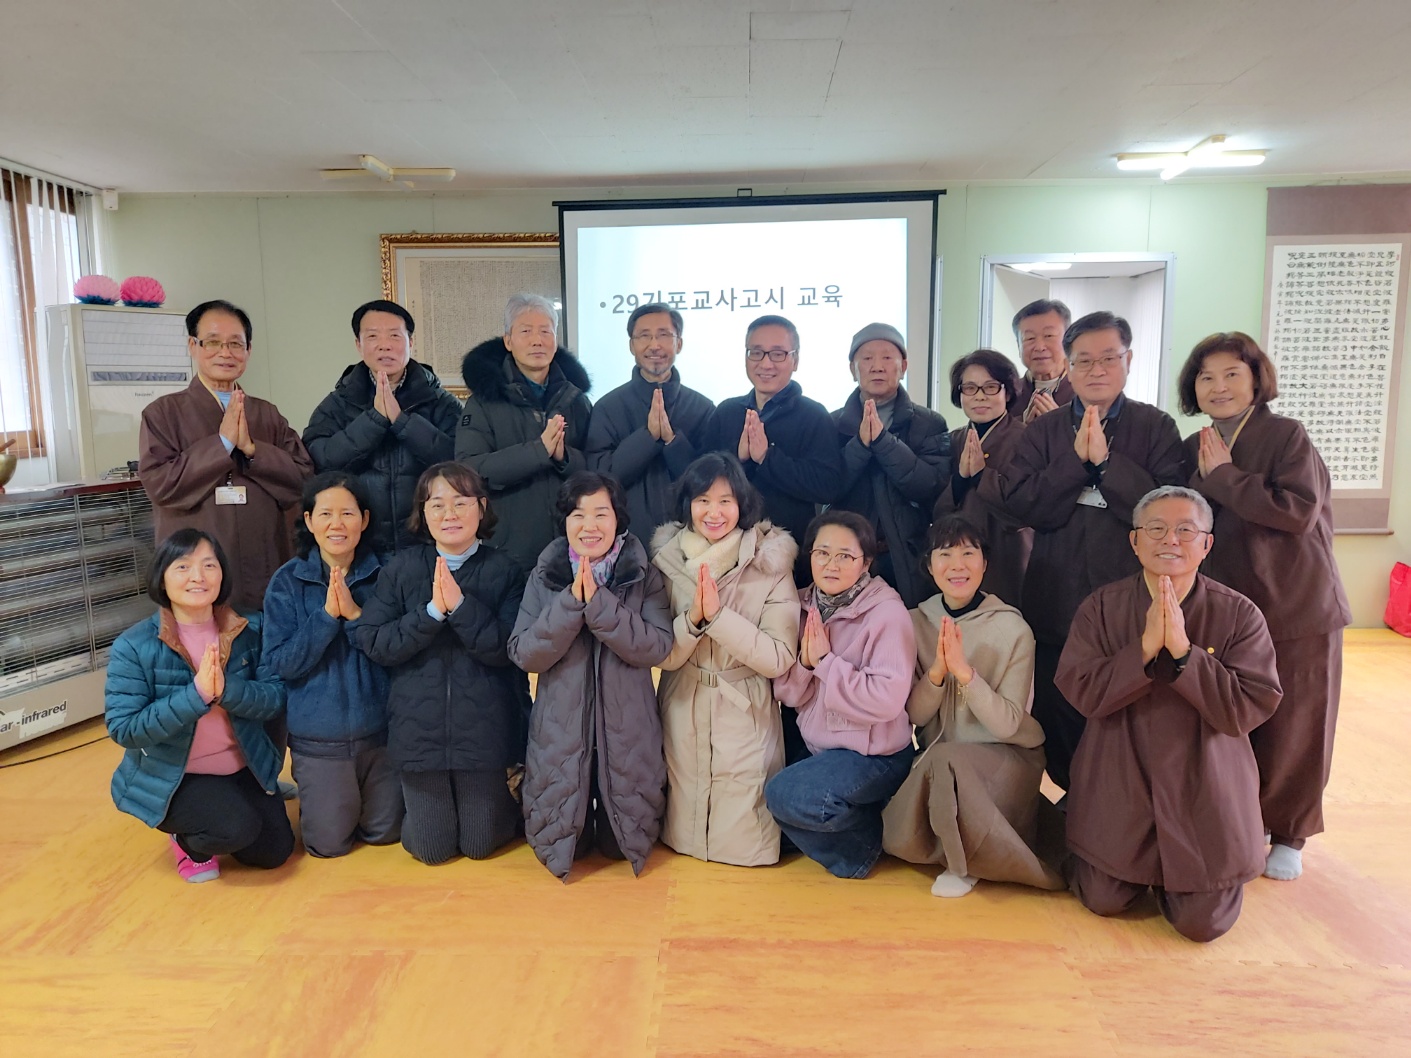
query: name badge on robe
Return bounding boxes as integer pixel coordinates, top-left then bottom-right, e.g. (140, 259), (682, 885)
(1076, 485), (1108, 509)
(215, 486), (248, 505)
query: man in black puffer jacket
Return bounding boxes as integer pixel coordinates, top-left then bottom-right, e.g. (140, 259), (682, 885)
(304, 300), (463, 556)
(455, 293), (593, 573)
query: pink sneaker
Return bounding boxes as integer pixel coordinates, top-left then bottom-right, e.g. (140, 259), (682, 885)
(169, 835), (220, 883)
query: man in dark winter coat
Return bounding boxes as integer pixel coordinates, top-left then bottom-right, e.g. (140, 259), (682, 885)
(455, 293), (593, 573)
(303, 300), (463, 555)
(830, 322), (950, 607)
(700, 314), (842, 584)
(585, 302), (715, 538)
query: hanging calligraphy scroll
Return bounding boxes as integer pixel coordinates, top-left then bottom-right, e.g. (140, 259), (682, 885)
(1264, 186), (1411, 533)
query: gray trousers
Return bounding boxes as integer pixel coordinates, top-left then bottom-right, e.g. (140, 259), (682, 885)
(290, 745), (404, 858)
(400, 768), (519, 865)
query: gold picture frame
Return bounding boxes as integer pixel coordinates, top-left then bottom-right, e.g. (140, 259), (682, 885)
(379, 232), (561, 396)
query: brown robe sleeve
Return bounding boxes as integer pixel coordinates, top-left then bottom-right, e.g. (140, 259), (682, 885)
(241, 399), (313, 510)
(139, 406), (238, 513)
(1166, 593), (1282, 738)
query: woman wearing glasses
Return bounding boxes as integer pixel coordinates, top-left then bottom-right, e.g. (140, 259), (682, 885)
(766, 510), (915, 878)
(881, 515), (1064, 898)
(1177, 333), (1350, 882)
(354, 462), (531, 865)
(932, 349), (1033, 607)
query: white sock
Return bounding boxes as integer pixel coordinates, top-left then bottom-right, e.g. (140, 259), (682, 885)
(930, 869), (978, 898)
(1264, 843), (1303, 880)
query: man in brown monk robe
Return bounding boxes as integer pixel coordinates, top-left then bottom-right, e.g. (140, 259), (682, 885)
(1056, 486), (1282, 943)
(140, 299), (313, 612)
(1000, 310), (1185, 796)
(1010, 299), (1075, 423)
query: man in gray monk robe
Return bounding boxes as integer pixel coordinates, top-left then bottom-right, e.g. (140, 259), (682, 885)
(1056, 486), (1282, 943)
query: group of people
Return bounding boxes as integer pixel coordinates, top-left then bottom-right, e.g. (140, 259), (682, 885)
(103, 288), (1349, 944)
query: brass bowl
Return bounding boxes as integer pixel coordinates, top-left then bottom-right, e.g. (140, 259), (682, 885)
(0, 452), (17, 489)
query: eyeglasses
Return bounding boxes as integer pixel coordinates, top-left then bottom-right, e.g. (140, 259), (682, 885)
(631, 330), (678, 344)
(959, 381), (1003, 396)
(809, 548), (863, 569)
(424, 499), (479, 519)
(1137, 522), (1207, 542)
(746, 347), (795, 362)
(196, 338), (248, 353)
(1070, 354), (1125, 374)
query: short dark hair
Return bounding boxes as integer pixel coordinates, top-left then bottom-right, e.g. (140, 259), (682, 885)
(673, 453), (765, 533)
(557, 471), (631, 535)
(1011, 298), (1071, 340)
(626, 302), (683, 338)
(803, 509), (878, 565)
(948, 349), (1019, 410)
(745, 314), (800, 353)
(295, 471), (374, 559)
(1063, 310), (1132, 355)
(405, 461), (498, 541)
(1176, 331), (1279, 416)
(186, 300), (252, 345)
(352, 299), (415, 338)
(147, 529), (233, 609)
(924, 514), (990, 561)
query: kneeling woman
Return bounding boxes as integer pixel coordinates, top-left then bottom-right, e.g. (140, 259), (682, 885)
(263, 471), (402, 858)
(354, 462), (530, 865)
(881, 515), (1065, 897)
(510, 472), (674, 881)
(767, 510), (915, 879)
(651, 453), (800, 866)
(106, 530), (293, 883)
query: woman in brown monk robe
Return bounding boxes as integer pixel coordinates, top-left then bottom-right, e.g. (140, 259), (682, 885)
(1177, 333), (1351, 882)
(931, 349), (1032, 607)
(881, 515), (1064, 898)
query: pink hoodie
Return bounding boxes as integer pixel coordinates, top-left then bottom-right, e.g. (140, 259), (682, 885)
(773, 577), (915, 756)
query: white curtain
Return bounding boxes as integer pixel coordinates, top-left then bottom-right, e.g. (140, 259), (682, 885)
(1, 171), (85, 441)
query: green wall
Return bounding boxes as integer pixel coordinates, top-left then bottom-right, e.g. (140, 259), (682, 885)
(97, 179), (1408, 626)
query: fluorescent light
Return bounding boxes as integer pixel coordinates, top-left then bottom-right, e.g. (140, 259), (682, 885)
(1115, 135), (1266, 179)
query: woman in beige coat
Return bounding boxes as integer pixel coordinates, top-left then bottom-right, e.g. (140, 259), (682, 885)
(882, 514), (1065, 897)
(651, 454), (800, 866)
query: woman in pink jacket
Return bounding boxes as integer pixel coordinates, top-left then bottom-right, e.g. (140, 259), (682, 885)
(767, 510), (916, 878)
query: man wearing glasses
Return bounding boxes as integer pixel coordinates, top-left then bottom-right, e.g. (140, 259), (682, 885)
(139, 299), (314, 611)
(701, 314), (842, 585)
(303, 300), (463, 557)
(829, 323), (950, 607)
(1010, 299), (1075, 423)
(1000, 310), (1184, 798)
(585, 302), (714, 538)
(1056, 486), (1280, 942)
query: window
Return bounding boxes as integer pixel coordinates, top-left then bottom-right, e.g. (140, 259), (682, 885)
(2, 168), (89, 458)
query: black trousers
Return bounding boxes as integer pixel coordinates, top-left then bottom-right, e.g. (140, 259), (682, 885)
(157, 768), (296, 868)
(400, 769), (518, 865)
(1032, 641), (1087, 795)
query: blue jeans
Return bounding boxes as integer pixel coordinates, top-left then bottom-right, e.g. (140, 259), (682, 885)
(765, 744), (915, 879)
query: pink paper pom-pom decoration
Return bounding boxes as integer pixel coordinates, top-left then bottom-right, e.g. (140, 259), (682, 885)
(119, 276), (166, 308)
(74, 274), (121, 304)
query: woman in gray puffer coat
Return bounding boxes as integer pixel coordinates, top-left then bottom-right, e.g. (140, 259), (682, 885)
(509, 471), (674, 881)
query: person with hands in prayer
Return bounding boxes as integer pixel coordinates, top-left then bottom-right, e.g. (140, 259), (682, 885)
(586, 303), (714, 538)
(1176, 332), (1350, 882)
(932, 350), (1032, 605)
(354, 463), (530, 866)
(1010, 299), (1075, 423)
(1056, 486), (1282, 943)
(140, 299), (313, 612)
(303, 300), (462, 556)
(701, 314), (841, 585)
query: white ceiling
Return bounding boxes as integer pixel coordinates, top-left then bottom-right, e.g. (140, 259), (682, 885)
(3, 0), (1411, 192)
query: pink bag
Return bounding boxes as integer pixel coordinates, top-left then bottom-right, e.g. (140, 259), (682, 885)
(1386, 562), (1411, 637)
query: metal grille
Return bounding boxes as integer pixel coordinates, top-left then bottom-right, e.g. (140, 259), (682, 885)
(0, 485), (156, 697)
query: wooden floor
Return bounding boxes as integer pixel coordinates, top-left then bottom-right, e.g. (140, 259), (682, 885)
(2, 630), (1409, 1057)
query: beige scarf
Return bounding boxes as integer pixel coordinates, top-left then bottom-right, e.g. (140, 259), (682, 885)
(678, 527), (745, 583)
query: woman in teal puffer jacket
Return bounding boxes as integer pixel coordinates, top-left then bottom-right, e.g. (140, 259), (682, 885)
(106, 528), (292, 884)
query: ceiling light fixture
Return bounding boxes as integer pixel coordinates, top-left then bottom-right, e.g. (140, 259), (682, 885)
(1011, 262), (1073, 273)
(1115, 135), (1266, 180)
(319, 154), (456, 188)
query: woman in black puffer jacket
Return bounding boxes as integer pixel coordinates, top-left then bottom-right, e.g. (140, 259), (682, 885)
(354, 461), (531, 864)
